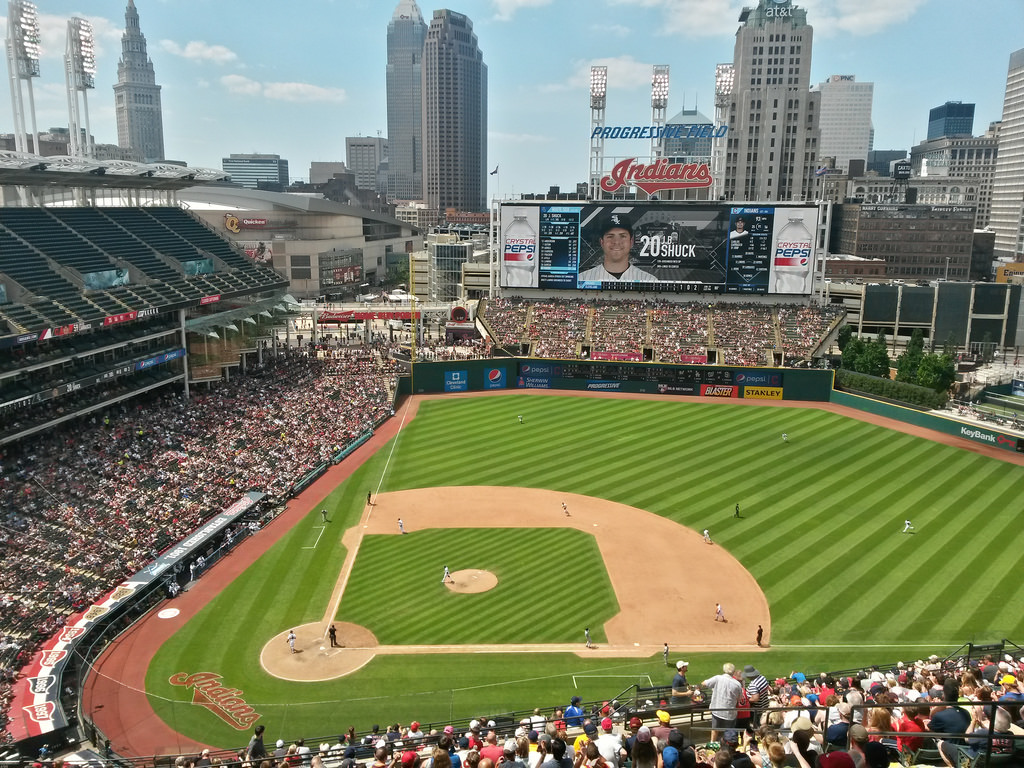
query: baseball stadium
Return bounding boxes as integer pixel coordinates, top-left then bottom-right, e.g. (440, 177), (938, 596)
(5, 5), (1024, 768)
(1, 152), (1024, 766)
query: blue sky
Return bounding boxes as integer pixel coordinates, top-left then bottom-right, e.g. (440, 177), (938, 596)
(2, 0), (1022, 200)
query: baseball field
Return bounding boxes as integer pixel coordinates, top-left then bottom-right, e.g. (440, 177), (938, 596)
(88, 392), (1024, 752)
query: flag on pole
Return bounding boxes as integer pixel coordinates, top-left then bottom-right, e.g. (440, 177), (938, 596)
(490, 165), (499, 176)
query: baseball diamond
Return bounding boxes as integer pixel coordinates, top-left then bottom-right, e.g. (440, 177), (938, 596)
(81, 390), (1024, 753)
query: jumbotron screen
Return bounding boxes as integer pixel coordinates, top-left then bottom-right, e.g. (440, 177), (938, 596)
(499, 202), (820, 295)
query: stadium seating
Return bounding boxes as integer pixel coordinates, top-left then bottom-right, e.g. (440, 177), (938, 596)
(482, 298), (841, 365)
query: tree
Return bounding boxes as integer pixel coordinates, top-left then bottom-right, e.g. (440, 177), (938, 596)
(842, 336), (865, 372)
(896, 329), (925, 383)
(837, 324), (853, 352)
(858, 336), (892, 378)
(916, 353), (956, 393)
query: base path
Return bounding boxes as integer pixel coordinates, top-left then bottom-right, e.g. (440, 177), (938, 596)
(82, 388), (1021, 757)
(260, 487), (769, 681)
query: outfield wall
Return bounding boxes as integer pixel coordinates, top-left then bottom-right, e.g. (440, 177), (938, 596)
(831, 390), (1024, 453)
(402, 359), (833, 401)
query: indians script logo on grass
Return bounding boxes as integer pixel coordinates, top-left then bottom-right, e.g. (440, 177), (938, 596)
(169, 672), (261, 730)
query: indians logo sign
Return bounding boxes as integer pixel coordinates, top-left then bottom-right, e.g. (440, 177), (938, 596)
(169, 672), (261, 730)
(600, 157), (713, 195)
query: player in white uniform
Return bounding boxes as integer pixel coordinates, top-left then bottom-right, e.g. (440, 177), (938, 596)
(902, 520), (914, 533)
(703, 528), (712, 544)
(442, 565), (452, 583)
(578, 212), (657, 283)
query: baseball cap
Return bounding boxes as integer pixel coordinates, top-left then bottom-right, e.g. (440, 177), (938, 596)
(1001, 674), (1017, 685)
(571, 696), (581, 705)
(583, 723), (598, 736)
(791, 717), (814, 733)
(628, 716), (643, 730)
(277, 740), (285, 748)
(601, 717), (613, 731)
(598, 212), (634, 237)
(723, 730), (739, 745)
(676, 660), (688, 669)
(837, 702), (852, 718)
(459, 737), (470, 749)
(818, 753), (856, 768)
(863, 742), (889, 768)
(504, 739), (517, 753)
(656, 709), (671, 723)
(528, 730), (539, 743)
(849, 725), (869, 743)
(443, 726), (454, 735)
(410, 721), (420, 731)
(636, 726), (652, 743)
(401, 752), (418, 766)
(470, 719), (480, 731)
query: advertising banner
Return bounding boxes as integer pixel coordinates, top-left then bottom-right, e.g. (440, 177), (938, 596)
(700, 384), (738, 397)
(743, 386), (783, 399)
(484, 367), (506, 390)
(735, 371), (784, 387)
(444, 370), (468, 392)
(82, 269), (130, 291)
(499, 202), (819, 295)
(7, 494), (263, 740)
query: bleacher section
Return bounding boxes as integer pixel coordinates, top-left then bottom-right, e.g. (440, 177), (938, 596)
(711, 304), (776, 366)
(0, 206), (286, 335)
(482, 298), (843, 365)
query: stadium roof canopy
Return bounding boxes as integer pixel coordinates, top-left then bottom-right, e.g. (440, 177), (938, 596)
(0, 150), (227, 191)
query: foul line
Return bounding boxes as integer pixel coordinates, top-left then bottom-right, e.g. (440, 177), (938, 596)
(321, 396), (417, 634)
(302, 525), (326, 550)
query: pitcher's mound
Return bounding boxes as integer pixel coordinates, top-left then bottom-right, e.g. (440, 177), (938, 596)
(447, 569), (497, 593)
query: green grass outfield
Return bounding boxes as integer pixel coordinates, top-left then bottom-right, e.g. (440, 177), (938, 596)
(146, 395), (1024, 748)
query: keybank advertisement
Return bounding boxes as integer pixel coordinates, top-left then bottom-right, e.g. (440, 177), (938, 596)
(499, 202), (819, 296)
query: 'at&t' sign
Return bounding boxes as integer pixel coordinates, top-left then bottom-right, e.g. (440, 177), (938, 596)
(766, 0), (793, 17)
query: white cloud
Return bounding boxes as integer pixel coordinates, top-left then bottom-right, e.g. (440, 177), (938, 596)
(591, 23), (631, 37)
(539, 55), (657, 94)
(489, 130), (554, 143)
(608, 0), (741, 37)
(609, 0), (927, 39)
(491, 0), (554, 22)
(160, 40), (238, 65)
(220, 75), (346, 103)
(800, 0), (928, 36)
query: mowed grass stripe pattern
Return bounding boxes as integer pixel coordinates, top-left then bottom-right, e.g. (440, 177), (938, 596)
(383, 396), (1024, 645)
(338, 529), (618, 644)
(145, 394), (1024, 748)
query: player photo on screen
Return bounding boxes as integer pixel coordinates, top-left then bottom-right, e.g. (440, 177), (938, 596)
(576, 204), (732, 290)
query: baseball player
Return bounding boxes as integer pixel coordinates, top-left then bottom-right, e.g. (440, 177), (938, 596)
(398, 518), (406, 534)
(703, 528), (712, 544)
(562, 501), (570, 517)
(287, 629), (297, 653)
(442, 565), (453, 583)
(902, 519), (914, 533)
(715, 603), (725, 622)
(585, 627), (593, 648)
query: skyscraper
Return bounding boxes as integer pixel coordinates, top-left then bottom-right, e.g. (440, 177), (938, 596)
(422, 9), (487, 213)
(714, 0), (820, 202)
(386, 0), (427, 201)
(811, 75), (873, 174)
(927, 101), (975, 140)
(113, 0), (164, 163)
(346, 136), (388, 193)
(989, 49), (1024, 261)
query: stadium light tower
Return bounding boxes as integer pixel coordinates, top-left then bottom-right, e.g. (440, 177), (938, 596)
(651, 65), (669, 163)
(65, 17), (97, 158)
(5, 0), (42, 154)
(589, 65), (607, 200)
(712, 63), (735, 201)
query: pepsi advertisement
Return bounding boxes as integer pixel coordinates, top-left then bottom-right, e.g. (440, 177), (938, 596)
(498, 202), (819, 295)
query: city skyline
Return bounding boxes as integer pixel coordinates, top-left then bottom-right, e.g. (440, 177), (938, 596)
(1, 0), (1022, 200)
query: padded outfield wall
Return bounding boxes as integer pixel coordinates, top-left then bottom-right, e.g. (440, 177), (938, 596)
(831, 390), (1024, 454)
(401, 359), (833, 401)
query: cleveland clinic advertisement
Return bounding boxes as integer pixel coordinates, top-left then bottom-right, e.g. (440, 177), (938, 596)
(499, 202), (819, 295)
